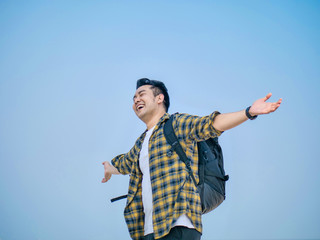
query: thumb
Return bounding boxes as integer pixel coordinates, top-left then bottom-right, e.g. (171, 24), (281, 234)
(264, 93), (272, 102)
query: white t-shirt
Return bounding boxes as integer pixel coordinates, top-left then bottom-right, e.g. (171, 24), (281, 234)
(139, 126), (194, 236)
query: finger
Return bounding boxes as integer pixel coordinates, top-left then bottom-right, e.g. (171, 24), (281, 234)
(272, 105), (277, 112)
(272, 106), (279, 112)
(272, 99), (282, 109)
(264, 93), (272, 102)
(272, 102), (281, 112)
(104, 172), (111, 180)
(102, 175), (111, 183)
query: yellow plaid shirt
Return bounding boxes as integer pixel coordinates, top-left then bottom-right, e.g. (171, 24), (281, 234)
(111, 112), (222, 240)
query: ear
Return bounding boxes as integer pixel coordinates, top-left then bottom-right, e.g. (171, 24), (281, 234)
(157, 94), (164, 104)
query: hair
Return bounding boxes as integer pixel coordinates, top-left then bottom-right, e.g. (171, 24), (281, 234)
(150, 85), (169, 112)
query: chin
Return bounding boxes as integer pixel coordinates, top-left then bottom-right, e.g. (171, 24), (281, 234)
(135, 111), (144, 119)
(138, 113), (149, 123)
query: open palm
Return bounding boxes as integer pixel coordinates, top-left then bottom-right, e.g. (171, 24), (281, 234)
(250, 93), (282, 116)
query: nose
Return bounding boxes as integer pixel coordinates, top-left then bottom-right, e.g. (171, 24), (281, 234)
(134, 96), (141, 104)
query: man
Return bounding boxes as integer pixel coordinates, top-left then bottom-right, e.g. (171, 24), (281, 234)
(102, 78), (282, 240)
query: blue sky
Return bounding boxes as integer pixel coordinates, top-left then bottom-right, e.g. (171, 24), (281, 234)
(0, 1), (319, 239)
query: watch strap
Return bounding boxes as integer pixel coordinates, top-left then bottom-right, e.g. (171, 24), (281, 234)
(246, 106), (258, 120)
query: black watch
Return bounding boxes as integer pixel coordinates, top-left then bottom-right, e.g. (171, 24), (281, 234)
(245, 106), (258, 120)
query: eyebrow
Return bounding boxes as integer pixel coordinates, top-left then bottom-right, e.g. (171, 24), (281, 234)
(133, 90), (146, 100)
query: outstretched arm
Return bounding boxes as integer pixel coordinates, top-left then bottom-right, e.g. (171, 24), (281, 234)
(213, 93), (282, 132)
(101, 139), (141, 183)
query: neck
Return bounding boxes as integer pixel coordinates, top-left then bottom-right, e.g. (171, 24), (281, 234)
(144, 109), (166, 130)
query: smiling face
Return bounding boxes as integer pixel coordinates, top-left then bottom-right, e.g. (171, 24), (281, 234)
(132, 85), (165, 124)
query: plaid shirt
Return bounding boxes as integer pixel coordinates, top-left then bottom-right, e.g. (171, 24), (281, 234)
(111, 112), (222, 240)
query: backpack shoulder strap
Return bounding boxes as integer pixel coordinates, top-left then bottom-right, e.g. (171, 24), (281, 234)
(164, 115), (198, 187)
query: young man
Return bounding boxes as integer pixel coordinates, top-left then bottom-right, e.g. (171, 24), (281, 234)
(102, 78), (282, 240)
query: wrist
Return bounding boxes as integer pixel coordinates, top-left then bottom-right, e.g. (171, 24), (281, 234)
(249, 108), (256, 116)
(245, 106), (258, 120)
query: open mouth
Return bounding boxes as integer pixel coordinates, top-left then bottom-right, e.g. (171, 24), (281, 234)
(136, 105), (144, 111)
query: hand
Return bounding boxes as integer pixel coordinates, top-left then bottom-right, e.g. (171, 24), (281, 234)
(101, 161), (117, 183)
(249, 93), (282, 116)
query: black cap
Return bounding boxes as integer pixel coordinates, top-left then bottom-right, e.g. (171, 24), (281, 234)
(136, 78), (170, 112)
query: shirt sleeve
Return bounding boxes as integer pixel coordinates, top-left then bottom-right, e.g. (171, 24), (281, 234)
(174, 111), (223, 143)
(111, 138), (141, 175)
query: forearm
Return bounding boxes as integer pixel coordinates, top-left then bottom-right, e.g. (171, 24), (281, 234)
(213, 93), (282, 132)
(213, 109), (249, 132)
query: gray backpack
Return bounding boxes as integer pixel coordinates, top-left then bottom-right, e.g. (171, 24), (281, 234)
(164, 114), (229, 214)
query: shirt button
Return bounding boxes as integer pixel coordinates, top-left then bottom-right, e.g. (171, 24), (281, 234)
(167, 150), (173, 157)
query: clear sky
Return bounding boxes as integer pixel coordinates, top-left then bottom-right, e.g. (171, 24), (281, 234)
(0, 1), (319, 240)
